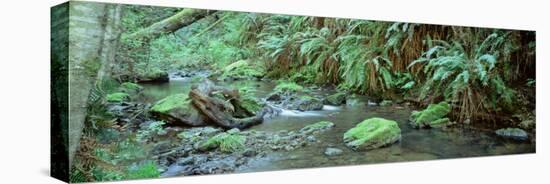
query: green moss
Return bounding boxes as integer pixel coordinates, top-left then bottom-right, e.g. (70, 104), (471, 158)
(106, 92), (130, 102)
(221, 60), (264, 79)
(295, 95), (323, 111)
(150, 94), (189, 113)
(410, 102), (451, 128)
(274, 81), (304, 93)
(138, 68), (169, 82)
(240, 97), (262, 114)
(126, 161), (160, 179)
(430, 118), (450, 128)
(121, 82), (142, 91)
(201, 132), (246, 153)
(343, 117), (401, 151)
(325, 92), (346, 105)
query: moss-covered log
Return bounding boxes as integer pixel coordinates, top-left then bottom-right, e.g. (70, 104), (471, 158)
(188, 80), (266, 129)
(128, 9), (216, 41)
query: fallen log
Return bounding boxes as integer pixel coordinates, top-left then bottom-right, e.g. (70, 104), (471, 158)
(128, 9), (216, 41)
(190, 89), (265, 129)
(187, 80), (266, 129)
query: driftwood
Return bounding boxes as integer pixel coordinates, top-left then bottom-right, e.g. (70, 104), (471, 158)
(189, 80), (266, 129)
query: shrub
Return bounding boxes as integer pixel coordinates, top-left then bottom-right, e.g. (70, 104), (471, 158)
(409, 32), (516, 122)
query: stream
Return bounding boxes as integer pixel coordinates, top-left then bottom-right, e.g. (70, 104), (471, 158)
(138, 73), (535, 175)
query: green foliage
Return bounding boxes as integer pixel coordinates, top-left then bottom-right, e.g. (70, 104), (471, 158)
(289, 66), (317, 84)
(336, 30), (394, 94)
(274, 81), (305, 93)
(121, 82), (142, 90)
(221, 60), (265, 80)
(106, 92), (130, 103)
(91, 167), (124, 181)
(409, 32), (516, 121)
(115, 7), (533, 128)
(126, 161), (160, 180)
(202, 132), (246, 153)
(526, 78), (535, 87)
(394, 72), (415, 90)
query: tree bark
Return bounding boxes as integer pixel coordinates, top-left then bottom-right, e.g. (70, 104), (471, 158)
(128, 9), (216, 41)
(188, 80), (265, 129)
(190, 90), (265, 129)
(67, 1), (122, 169)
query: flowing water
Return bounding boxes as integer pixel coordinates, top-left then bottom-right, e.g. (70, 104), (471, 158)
(139, 75), (535, 173)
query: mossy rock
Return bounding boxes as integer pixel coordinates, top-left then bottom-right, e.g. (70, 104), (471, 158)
(199, 132), (246, 153)
(495, 128), (529, 141)
(137, 68), (169, 83)
(106, 92), (130, 102)
(346, 94), (365, 107)
(410, 102), (451, 128)
(343, 117), (401, 151)
(221, 60), (264, 80)
(294, 95), (323, 111)
(300, 121), (335, 134)
(119, 82), (143, 94)
(325, 92), (347, 105)
(274, 81), (304, 93)
(150, 94), (208, 126)
(239, 97), (263, 115)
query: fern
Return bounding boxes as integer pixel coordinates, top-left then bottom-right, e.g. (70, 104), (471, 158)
(409, 32), (516, 122)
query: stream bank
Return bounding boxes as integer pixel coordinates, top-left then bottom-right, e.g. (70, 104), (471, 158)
(104, 71), (534, 177)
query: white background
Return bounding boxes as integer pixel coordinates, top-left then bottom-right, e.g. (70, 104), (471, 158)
(0, 0), (547, 183)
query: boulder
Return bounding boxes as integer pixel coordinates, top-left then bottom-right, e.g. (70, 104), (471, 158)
(325, 92), (346, 105)
(220, 60), (264, 80)
(199, 132), (247, 153)
(343, 117), (401, 151)
(410, 102), (451, 128)
(495, 128), (529, 141)
(346, 94), (365, 107)
(324, 147), (343, 156)
(137, 68), (169, 83)
(293, 95), (323, 111)
(150, 94), (209, 126)
(266, 92), (282, 101)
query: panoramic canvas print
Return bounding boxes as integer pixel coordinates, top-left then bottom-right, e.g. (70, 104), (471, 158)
(51, 1), (536, 183)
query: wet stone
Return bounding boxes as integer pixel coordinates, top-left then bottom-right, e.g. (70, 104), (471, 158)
(324, 148), (343, 156)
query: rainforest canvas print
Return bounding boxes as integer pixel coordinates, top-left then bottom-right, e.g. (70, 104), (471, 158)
(51, 1), (536, 183)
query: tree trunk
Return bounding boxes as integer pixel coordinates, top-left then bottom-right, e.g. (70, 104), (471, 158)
(128, 9), (216, 41)
(67, 1), (123, 169)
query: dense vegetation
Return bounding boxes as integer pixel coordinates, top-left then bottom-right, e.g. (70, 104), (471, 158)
(70, 5), (535, 182)
(115, 7), (534, 123)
